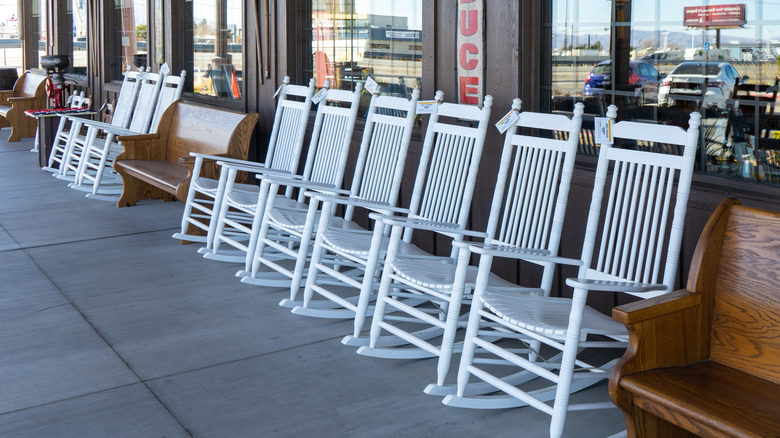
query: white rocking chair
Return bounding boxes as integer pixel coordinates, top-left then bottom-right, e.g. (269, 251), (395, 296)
(443, 106), (700, 438)
(293, 93), (493, 342)
(69, 70), (186, 200)
(172, 76), (316, 245)
(240, 87), (420, 300)
(54, 70), (142, 181)
(358, 100), (585, 398)
(204, 81), (362, 268)
(41, 91), (92, 173)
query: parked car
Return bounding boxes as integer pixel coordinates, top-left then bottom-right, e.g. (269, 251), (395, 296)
(658, 61), (746, 110)
(583, 60), (662, 102)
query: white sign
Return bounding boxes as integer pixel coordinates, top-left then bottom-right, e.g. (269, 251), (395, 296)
(495, 109), (519, 134)
(386, 30), (420, 40)
(457, 0), (484, 105)
(364, 76), (381, 95)
(416, 100), (438, 114)
(595, 117), (614, 144)
(311, 88), (328, 104)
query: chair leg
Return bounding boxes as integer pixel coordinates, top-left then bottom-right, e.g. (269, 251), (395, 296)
(549, 288), (588, 438)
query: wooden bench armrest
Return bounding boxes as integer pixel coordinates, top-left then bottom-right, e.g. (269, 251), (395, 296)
(116, 133), (159, 142)
(7, 96), (36, 103)
(612, 289), (700, 325)
(115, 133), (163, 161)
(6, 96), (39, 112)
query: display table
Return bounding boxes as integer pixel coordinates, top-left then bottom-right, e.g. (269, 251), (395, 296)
(25, 108), (96, 168)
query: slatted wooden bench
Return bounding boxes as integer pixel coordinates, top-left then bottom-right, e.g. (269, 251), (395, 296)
(0, 71), (48, 142)
(609, 197), (780, 438)
(113, 101), (258, 207)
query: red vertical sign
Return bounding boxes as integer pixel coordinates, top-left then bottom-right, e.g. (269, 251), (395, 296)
(457, 0), (484, 104)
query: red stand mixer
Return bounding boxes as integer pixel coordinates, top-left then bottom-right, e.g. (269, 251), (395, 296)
(40, 55), (71, 109)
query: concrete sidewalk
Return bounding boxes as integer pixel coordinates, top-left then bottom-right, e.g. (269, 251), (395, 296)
(0, 137), (625, 437)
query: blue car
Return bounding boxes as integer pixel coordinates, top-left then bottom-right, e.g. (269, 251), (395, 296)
(583, 60), (662, 101)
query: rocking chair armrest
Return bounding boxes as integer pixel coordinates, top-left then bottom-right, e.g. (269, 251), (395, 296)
(565, 278), (668, 294)
(465, 242), (583, 266)
(366, 208), (413, 221)
(379, 216), (488, 240)
(216, 161), (272, 174)
(68, 118), (115, 131)
(306, 192), (402, 214)
(260, 174), (350, 196)
(191, 153), (242, 165)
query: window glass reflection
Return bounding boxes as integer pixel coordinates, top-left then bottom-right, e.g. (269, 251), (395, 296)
(71, 0), (88, 75)
(547, 0), (780, 185)
(189, 0), (243, 99)
(308, 0), (422, 98)
(111, 0), (147, 78)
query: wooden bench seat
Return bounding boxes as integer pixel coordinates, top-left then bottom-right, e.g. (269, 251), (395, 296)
(619, 361), (780, 437)
(113, 101), (258, 207)
(0, 71), (48, 142)
(609, 198), (780, 438)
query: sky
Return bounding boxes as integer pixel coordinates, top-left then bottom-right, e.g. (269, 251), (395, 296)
(356, 0), (422, 29)
(555, 0), (780, 46)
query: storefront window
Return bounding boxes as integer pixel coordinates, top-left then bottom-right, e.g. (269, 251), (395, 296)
(546, 0), (780, 185)
(69, 0), (88, 75)
(184, 0), (243, 99)
(0, 4), (20, 69)
(34, 0), (47, 68)
(306, 0), (422, 98)
(110, 0), (148, 78)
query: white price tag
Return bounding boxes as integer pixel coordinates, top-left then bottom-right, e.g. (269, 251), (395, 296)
(311, 88), (328, 104)
(495, 109), (519, 134)
(416, 100), (437, 114)
(364, 76), (381, 95)
(595, 117), (613, 144)
(273, 85), (283, 98)
(160, 62), (171, 76)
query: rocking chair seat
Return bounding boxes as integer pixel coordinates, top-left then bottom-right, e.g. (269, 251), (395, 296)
(190, 177), (257, 194)
(391, 257), (522, 291)
(222, 189), (301, 212)
(267, 208), (363, 232)
(481, 293), (628, 338)
(321, 227), (430, 258)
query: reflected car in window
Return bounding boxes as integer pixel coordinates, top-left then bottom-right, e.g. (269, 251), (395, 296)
(583, 60), (662, 102)
(658, 61), (746, 110)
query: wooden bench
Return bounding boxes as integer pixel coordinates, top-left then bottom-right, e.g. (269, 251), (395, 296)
(0, 71), (48, 142)
(113, 101), (258, 207)
(609, 197), (780, 438)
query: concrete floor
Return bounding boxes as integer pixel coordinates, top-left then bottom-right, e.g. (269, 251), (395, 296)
(0, 136), (627, 437)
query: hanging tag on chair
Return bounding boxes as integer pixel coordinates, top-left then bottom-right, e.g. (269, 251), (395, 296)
(311, 88), (328, 104)
(594, 117), (614, 144)
(416, 100), (437, 115)
(273, 84), (283, 98)
(160, 63), (171, 76)
(495, 109), (519, 134)
(364, 76), (380, 95)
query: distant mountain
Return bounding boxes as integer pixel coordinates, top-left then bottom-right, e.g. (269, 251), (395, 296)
(553, 29), (760, 51)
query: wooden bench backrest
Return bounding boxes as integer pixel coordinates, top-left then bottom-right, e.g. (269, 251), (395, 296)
(712, 205), (780, 384)
(13, 72), (47, 99)
(162, 101), (258, 164)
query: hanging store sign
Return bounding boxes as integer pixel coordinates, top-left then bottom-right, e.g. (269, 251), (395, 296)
(683, 4), (746, 28)
(457, 0), (484, 105)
